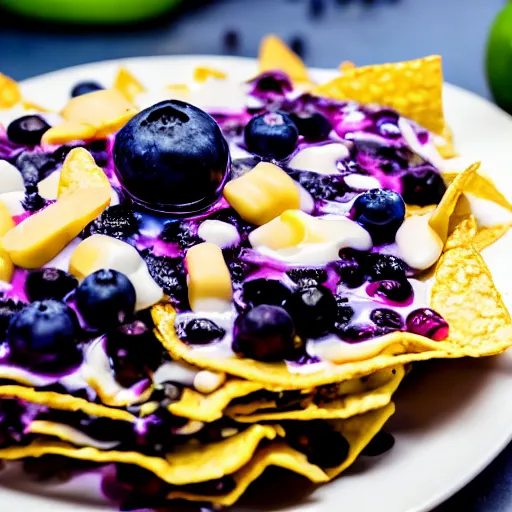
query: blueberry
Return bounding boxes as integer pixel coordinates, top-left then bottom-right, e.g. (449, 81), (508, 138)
(25, 268), (78, 302)
(289, 112), (332, 141)
(248, 71), (293, 96)
(366, 253), (407, 282)
(401, 167), (447, 206)
(284, 286), (337, 339)
(15, 151), (56, 186)
(159, 220), (199, 249)
(71, 81), (104, 97)
(227, 259), (257, 283)
(106, 320), (164, 388)
(233, 305), (296, 361)
(286, 421), (349, 468)
(175, 318), (225, 345)
(291, 170), (346, 201)
(7, 116), (50, 146)
(335, 248), (367, 288)
(83, 205), (139, 240)
(362, 431), (395, 456)
(22, 186), (46, 212)
(143, 252), (188, 307)
(0, 299), (24, 339)
(350, 189), (406, 244)
(75, 270), (136, 330)
(335, 296), (354, 329)
(114, 101), (229, 213)
(370, 279), (413, 303)
(7, 300), (80, 370)
(244, 111), (298, 160)
(406, 308), (449, 341)
(286, 268), (328, 288)
(370, 308), (404, 330)
(243, 279), (292, 307)
(338, 324), (386, 342)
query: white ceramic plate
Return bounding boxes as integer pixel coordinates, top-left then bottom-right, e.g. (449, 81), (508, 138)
(1, 56), (512, 512)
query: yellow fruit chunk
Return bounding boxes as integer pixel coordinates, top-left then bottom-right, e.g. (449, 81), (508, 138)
(114, 67), (146, 103)
(0, 73), (21, 109)
(21, 100), (51, 112)
(0, 248), (14, 283)
(3, 187), (111, 269)
(0, 201), (14, 238)
(258, 35), (311, 84)
(186, 243), (232, 312)
(315, 55), (445, 135)
(42, 122), (96, 145)
(223, 162), (300, 225)
(58, 148), (111, 197)
(194, 66), (227, 83)
(164, 84), (191, 100)
(61, 89), (136, 138)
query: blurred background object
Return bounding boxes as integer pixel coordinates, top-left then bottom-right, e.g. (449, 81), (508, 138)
(0, 0), (506, 102)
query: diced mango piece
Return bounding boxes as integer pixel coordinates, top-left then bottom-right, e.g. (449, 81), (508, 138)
(0, 73), (22, 109)
(69, 234), (163, 311)
(114, 67), (146, 103)
(3, 187), (111, 269)
(0, 248), (13, 283)
(41, 122), (96, 145)
(223, 162), (300, 226)
(0, 200), (15, 238)
(186, 243), (232, 312)
(58, 148), (111, 197)
(61, 89), (136, 137)
(194, 66), (228, 83)
(258, 35), (311, 84)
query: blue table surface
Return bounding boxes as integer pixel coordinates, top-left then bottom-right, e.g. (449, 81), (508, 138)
(0, 0), (511, 510)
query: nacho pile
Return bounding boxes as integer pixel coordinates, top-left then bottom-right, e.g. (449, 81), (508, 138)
(0, 35), (510, 511)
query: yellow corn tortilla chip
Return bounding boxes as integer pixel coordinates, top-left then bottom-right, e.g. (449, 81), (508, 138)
(168, 404), (395, 506)
(227, 366), (403, 423)
(435, 125), (458, 159)
(0, 385), (135, 422)
(0, 424), (277, 485)
(429, 162), (479, 242)
(258, 35), (311, 84)
(314, 56), (445, 135)
(473, 223), (512, 252)
(113, 67), (146, 103)
(169, 379), (265, 422)
(168, 443), (329, 506)
(0, 73), (22, 109)
(153, 214), (512, 387)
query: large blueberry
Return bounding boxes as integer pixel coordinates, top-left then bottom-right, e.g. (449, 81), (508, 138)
(7, 300), (80, 370)
(401, 166), (447, 206)
(242, 278), (292, 307)
(25, 268), (78, 302)
(244, 111), (298, 160)
(75, 269), (136, 330)
(289, 112), (332, 141)
(233, 305), (296, 361)
(7, 116), (50, 146)
(406, 308), (449, 341)
(114, 101), (229, 213)
(350, 189), (406, 245)
(284, 286), (337, 339)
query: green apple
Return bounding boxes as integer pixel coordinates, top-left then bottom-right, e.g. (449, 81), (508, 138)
(0, 0), (182, 24)
(487, 2), (512, 113)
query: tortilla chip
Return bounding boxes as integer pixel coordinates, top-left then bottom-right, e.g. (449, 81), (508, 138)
(435, 125), (458, 159)
(314, 56), (445, 135)
(194, 67), (227, 83)
(325, 402), (395, 478)
(167, 404), (395, 506)
(429, 162), (479, 242)
(227, 366), (404, 422)
(0, 385), (135, 422)
(0, 73), (22, 109)
(430, 216), (512, 355)
(0, 424), (277, 485)
(169, 380), (265, 422)
(258, 35), (311, 84)
(113, 67), (146, 103)
(473, 224), (512, 252)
